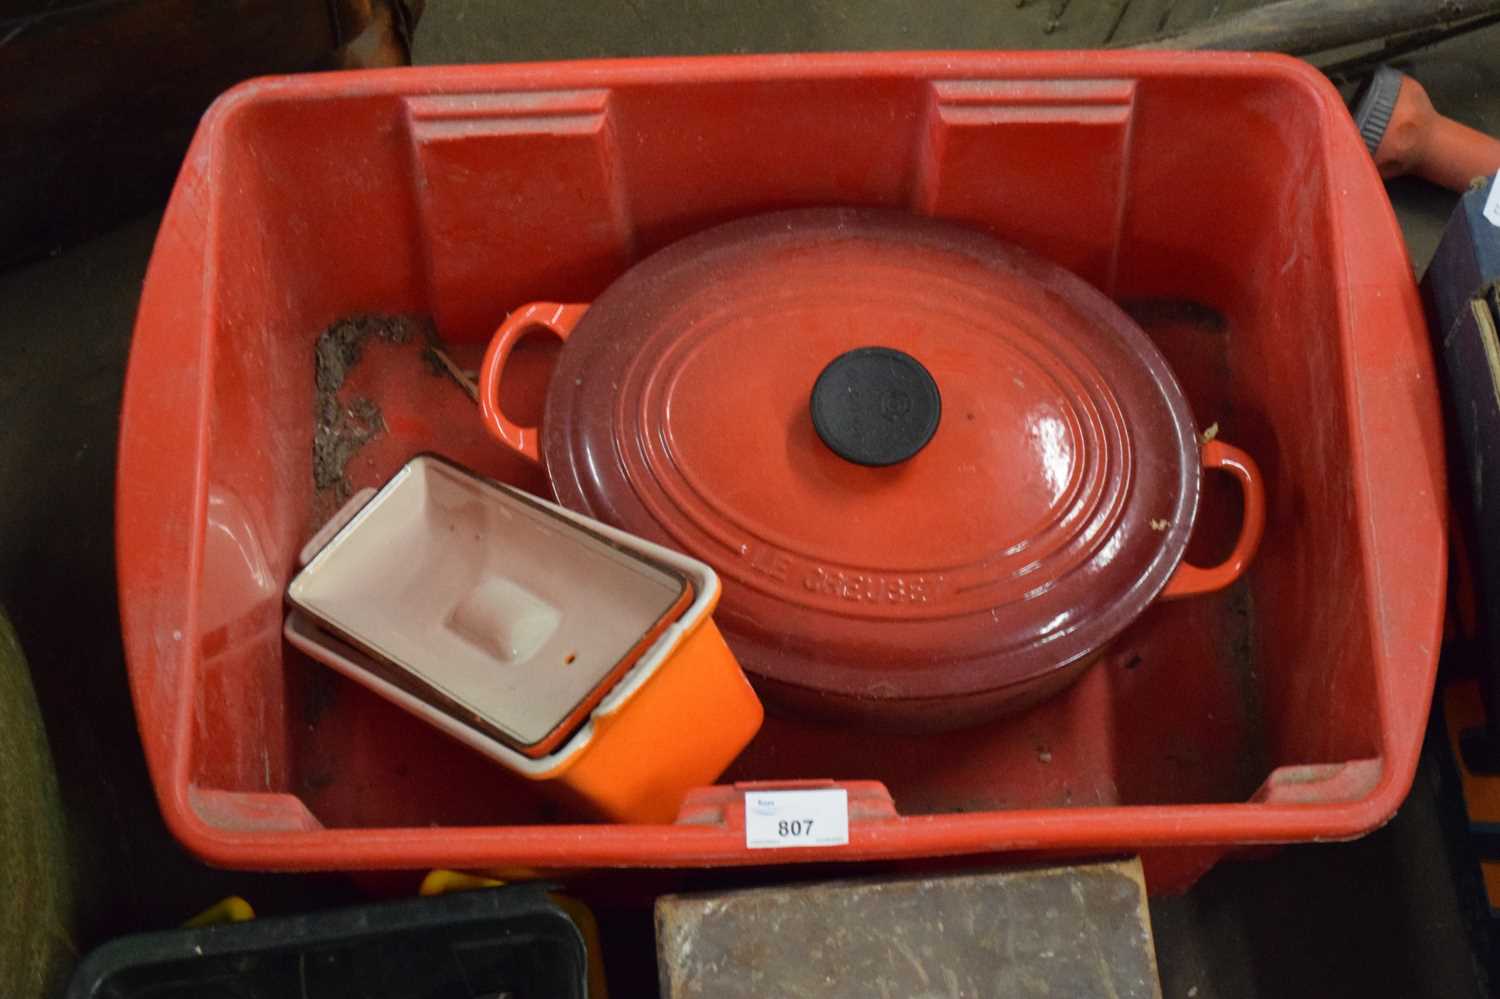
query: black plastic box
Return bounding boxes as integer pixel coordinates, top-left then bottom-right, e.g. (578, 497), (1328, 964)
(65, 884), (588, 998)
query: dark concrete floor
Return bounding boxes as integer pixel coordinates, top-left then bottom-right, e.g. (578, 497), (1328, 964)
(4, 3), (1499, 996)
(410, 0), (1270, 60)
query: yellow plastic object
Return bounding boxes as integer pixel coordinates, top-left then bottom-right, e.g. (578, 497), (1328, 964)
(182, 896), (255, 928)
(419, 869), (500, 896)
(421, 870), (608, 998)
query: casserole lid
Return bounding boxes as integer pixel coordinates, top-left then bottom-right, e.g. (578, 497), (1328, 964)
(543, 208), (1200, 701)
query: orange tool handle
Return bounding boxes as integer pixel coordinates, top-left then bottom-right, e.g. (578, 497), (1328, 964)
(1416, 115), (1500, 194)
(1161, 440), (1266, 600)
(1374, 72), (1500, 193)
(479, 302), (589, 464)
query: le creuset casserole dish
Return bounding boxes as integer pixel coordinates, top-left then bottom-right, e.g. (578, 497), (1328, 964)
(480, 208), (1264, 731)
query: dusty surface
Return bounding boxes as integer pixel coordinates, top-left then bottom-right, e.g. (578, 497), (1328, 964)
(657, 860), (1161, 998)
(312, 313), (438, 503)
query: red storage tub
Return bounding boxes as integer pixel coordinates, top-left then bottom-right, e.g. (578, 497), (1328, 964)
(118, 52), (1445, 893)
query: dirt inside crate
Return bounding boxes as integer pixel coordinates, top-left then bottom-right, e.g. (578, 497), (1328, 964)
(285, 301), (1272, 829)
(312, 313), (454, 516)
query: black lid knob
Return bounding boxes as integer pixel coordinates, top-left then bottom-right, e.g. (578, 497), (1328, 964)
(810, 347), (942, 467)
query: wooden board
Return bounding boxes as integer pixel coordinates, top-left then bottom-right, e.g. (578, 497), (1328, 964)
(657, 859), (1161, 999)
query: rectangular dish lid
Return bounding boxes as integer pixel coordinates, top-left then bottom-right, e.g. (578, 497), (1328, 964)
(287, 455), (691, 757)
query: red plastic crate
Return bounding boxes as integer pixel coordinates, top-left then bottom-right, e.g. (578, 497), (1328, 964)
(117, 52), (1445, 893)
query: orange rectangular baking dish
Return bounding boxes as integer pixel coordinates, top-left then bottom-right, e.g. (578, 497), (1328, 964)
(283, 454), (760, 822)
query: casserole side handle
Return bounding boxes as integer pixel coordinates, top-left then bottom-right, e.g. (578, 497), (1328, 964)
(1161, 440), (1266, 599)
(478, 302), (589, 464)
